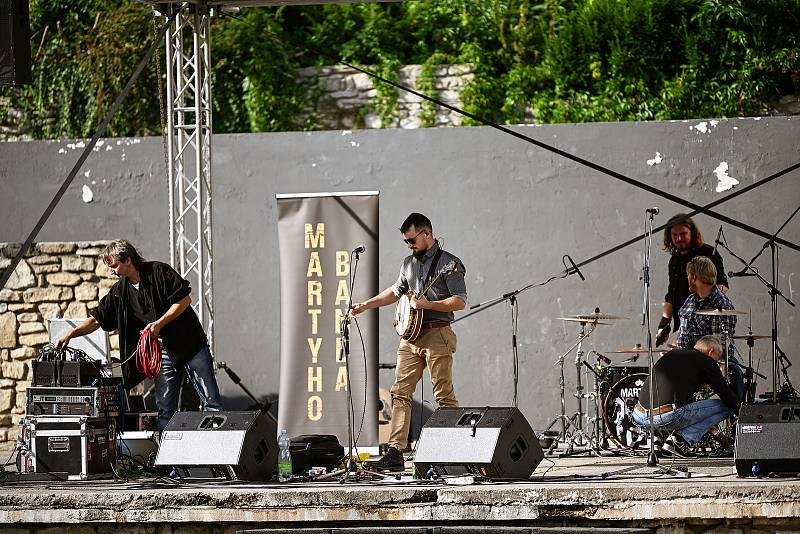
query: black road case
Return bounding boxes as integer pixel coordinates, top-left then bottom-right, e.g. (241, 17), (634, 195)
(17, 415), (117, 480)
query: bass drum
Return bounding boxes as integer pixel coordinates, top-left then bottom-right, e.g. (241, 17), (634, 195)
(603, 373), (650, 450)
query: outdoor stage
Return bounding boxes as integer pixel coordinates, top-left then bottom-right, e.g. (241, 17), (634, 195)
(1, 450), (799, 533)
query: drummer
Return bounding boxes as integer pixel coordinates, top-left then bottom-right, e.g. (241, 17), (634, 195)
(674, 256), (744, 400)
(633, 335), (740, 458)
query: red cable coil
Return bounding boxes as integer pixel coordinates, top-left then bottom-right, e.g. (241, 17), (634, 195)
(136, 329), (162, 379)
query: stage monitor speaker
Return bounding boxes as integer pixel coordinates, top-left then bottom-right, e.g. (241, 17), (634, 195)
(735, 402), (800, 477)
(0, 0), (31, 86)
(155, 411), (277, 481)
(413, 406), (543, 480)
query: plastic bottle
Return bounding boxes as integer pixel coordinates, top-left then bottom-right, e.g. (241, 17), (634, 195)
(278, 429), (292, 482)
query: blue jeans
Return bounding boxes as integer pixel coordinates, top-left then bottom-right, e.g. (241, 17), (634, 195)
(154, 344), (224, 430)
(632, 399), (732, 445)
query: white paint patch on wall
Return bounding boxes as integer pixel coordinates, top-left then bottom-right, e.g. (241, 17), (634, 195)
(81, 185), (94, 203)
(714, 161), (739, 192)
(646, 152), (663, 166)
(690, 120), (720, 134)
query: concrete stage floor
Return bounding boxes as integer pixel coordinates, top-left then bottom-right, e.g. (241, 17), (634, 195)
(1, 443), (799, 532)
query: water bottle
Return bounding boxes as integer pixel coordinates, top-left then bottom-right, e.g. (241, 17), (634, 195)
(278, 429), (292, 482)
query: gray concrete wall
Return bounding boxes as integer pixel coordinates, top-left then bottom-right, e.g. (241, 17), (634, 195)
(1, 117), (798, 431)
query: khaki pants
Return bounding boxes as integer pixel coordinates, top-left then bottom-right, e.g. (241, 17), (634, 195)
(389, 325), (459, 450)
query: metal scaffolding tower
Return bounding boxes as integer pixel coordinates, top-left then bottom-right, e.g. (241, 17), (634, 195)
(164, 2), (215, 348)
(154, 0), (399, 352)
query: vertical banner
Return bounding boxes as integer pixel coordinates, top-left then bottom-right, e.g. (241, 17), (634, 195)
(276, 191), (379, 446)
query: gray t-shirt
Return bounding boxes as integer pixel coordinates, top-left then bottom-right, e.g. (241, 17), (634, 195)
(391, 241), (467, 323)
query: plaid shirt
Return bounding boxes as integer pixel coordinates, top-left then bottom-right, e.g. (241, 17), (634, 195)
(676, 286), (737, 354)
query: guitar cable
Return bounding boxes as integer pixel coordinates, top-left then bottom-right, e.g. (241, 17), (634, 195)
(136, 329), (162, 380)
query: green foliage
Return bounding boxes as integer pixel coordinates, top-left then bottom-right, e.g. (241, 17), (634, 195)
(529, 0), (800, 122)
(0, 0), (163, 139)
(2, 0), (798, 139)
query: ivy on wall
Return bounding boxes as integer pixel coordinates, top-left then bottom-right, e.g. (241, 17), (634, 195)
(1, 0), (798, 139)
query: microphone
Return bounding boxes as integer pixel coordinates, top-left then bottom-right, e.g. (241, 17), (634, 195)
(646, 207), (660, 214)
(566, 255), (585, 281)
(352, 245), (366, 254)
(712, 225), (723, 255)
(728, 270), (756, 278)
(593, 351), (611, 365)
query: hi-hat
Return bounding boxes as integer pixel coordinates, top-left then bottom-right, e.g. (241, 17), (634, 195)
(557, 317), (611, 325)
(608, 346), (667, 354)
(695, 309), (749, 316)
(731, 334), (771, 340)
(559, 312), (627, 321)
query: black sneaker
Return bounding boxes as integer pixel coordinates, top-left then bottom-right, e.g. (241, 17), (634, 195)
(364, 447), (405, 472)
(662, 433), (696, 458)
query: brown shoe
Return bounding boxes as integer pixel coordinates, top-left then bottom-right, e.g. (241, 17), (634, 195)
(364, 447), (404, 472)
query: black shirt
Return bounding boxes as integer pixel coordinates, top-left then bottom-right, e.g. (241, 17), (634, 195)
(91, 261), (208, 376)
(638, 348), (740, 413)
(665, 244), (728, 330)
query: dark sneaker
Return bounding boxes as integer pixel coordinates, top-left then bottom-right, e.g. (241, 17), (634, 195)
(364, 447), (405, 472)
(662, 433), (696, 458)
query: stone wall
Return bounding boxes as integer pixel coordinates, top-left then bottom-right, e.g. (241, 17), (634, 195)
(297, 64), (475, 130)
(0, 241), (118, 441)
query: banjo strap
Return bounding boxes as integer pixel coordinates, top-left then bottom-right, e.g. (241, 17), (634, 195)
(421, 247), (445, 298)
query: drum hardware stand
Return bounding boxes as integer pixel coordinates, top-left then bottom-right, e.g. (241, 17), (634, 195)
(603, 208), (690, 479)
(715, 207), (798, 402)
(543, 320), (598, 454)
(577, 355), (617, 454)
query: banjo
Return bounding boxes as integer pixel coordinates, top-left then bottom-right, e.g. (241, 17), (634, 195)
(393, 260), (458, 341)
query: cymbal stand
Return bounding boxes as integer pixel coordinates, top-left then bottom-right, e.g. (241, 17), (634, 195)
(545, 320), (598, 452)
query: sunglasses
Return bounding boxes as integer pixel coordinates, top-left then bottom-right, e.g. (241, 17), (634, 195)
(403, 229), (427, 245)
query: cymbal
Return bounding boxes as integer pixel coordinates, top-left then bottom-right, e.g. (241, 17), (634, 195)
(560, 312), (627, 321)
(557, 317), (611, 325)
(731, 334), (771, 340)
(695, 308), (749, 316)
(607, 346), (666, 354)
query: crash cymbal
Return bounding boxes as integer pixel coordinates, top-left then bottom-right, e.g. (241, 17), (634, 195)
(695, 309), (749, 316)
(557, 317), (611, 325)
(731, 334), (771, 340)
(560, 312), (627, 321)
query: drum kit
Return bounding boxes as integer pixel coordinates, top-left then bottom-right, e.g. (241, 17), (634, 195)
(544, 307), (760, 455)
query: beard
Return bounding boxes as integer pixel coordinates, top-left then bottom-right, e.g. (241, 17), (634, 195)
(412, 249), (427, 260)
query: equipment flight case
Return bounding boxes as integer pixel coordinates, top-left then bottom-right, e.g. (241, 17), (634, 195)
(17, 415), (117, 480)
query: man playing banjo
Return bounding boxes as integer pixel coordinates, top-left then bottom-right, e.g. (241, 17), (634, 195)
(350, 213), (467, 471)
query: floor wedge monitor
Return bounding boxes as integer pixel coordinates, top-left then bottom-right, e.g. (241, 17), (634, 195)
(155, 411), (277, 481)
(413, 406), (543, 480)
(735, 402), (800, 477)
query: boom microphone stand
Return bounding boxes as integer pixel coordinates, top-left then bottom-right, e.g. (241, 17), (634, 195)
(714, 206), (799, 402)
(455, 256), (586, 408)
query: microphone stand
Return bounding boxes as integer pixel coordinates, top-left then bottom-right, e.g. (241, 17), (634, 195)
(602, 208), (688, 479)
(339, 248), (360, 482)
(715, 205), (798, 402)
(216, 361), (278, 424)
(334, 249), (393, 483)
(453, 259), (584, 408)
